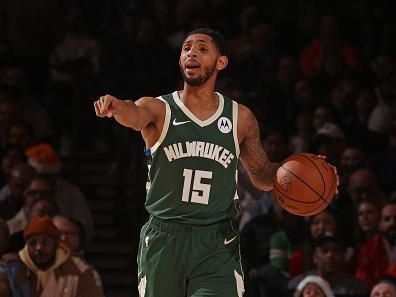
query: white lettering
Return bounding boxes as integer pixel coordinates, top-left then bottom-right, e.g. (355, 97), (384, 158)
(163, 142), (235, 168)
(172, 143), (180, 159)
(186, 141), (196, 157)
(211, 145), (222, 161)
(196, 142), (205, 157)
(218, 148), (230, 167)
(224, 153), (235, 168)
(164, 146), (176, 161)
(178, 142), (188, 158)
(203, 143), (214, 159)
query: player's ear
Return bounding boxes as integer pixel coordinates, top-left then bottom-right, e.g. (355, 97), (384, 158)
(217, 55), (228, 71)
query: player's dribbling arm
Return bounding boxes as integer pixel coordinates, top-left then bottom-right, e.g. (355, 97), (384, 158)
(94, 94), (164, 131)
(238, 104), (280, 191)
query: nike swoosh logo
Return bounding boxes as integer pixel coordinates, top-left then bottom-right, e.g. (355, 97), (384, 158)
(224, 236), (237, 245)
(173, 119), (191, 126)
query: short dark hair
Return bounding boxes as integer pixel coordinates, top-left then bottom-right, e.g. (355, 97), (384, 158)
(313, 232), (345, 249)
(184, 28), (228, 56)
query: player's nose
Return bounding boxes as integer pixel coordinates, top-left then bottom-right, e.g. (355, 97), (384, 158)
(187, 46), (198, 57)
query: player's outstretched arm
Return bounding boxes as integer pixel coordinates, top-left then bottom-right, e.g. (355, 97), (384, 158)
(238, 104), (280, 191)
(94, 94), (164, 131)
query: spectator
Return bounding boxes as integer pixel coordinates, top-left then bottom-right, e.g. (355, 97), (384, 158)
(313, 122), (346, 168)
(328, 78), (358, 124)
(345, 88), (378, 152)
(9, 189), (59, 253)
(52, 215), (105, 292)
(227, 5), (258, 62)
(0, 145), (26, 189)
(339, 146), (367, 189)
(0, 65), (54, 140)
(0, 215), (105, 297)
(298, 209), (339, 277)
(265, 55), (298, 129)
(234, 22), (279, 91)
(288, 232), (369, 296)
(356, 200), (396, 288)
(293, 79), (318, 113)
(347, 168), (386, 205)
(238, 129), (289, 231)
(299, 14), (362, 78)
(27, 198), (59, 220)
(293, 275), (335, 297)
(25, 143), (94, 242)
(49, 4), (101, 81)
(289, 109), (314, 154)
(240, 206), (281, 297)
(254, 210), (306, 297)
(7, 121), (36, 150)
(312, 105), (339, 134)
(7, 174), (54, 235)
(355, 198), (381, 244)
(0, 163), (36, 220)
(52, 215), (86, 258)
(370, 54), (396, 112)
(370, 279), (396, 297)
(0, 218), (23, 297)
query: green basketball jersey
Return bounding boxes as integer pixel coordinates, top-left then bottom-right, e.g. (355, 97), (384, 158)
(145, 91), (240, 225)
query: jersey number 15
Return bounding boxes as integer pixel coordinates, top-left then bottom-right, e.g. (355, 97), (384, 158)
(181, 169), (213, 205)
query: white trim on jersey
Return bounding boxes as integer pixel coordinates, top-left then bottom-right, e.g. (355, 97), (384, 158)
(234, 169), (239, 200)
(150, 96), (171, 154)
(172, 91), (224, 127)
(232, 100), (240, 158)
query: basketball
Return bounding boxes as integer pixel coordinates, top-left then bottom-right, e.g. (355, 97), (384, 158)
(273, 153), (337, 216)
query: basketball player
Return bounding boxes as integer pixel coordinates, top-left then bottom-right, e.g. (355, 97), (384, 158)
(94, 28), (281, 297)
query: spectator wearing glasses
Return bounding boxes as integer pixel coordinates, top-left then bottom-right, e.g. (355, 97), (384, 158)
(52, 215), (85, 258)
(6, 175), (54, 236)
(52, 215), (105, 293)
(0, 216), (105, 297)
(25, 143), (94, 242)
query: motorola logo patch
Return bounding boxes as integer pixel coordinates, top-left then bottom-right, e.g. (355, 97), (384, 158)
(217, 117), (232, 133)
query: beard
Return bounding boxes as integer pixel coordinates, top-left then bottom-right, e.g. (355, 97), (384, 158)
(179, 63), (216, 87)
(32, 252), (56, 270)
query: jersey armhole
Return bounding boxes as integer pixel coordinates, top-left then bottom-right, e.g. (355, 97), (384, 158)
(232, 100), (240, 157)
(150, 96), (171, 153)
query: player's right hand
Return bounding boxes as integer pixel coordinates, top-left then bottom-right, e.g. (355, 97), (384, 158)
(94, 94), (119, 118)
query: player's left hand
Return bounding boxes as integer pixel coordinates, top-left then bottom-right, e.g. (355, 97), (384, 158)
(317, 155), (339, 194)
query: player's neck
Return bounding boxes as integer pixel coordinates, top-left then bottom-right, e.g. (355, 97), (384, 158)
(178, 86), (219, 121)
(179, 84), (217, 107)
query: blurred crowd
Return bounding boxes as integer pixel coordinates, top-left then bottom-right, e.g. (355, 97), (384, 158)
(0, 0), (396, 296)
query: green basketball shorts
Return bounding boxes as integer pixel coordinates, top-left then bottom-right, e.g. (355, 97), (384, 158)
(137, 216), (245, 297)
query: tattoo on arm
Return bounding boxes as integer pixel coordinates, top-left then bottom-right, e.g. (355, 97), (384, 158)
(240, 108), (280, 190)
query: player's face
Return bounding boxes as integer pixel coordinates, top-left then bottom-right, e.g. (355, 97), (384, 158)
(179, 34), (227, 86)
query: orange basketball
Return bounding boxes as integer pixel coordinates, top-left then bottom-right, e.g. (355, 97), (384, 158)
(273, 153), (338, 216)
